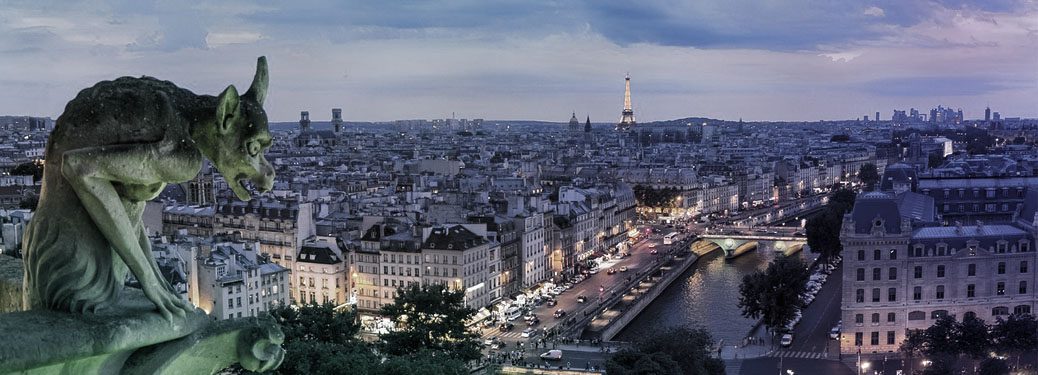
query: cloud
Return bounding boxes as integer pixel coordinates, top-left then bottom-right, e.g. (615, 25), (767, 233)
(864, 6), (885, 17)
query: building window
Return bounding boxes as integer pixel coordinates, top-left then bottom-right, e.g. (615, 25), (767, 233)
(871, 332), (879, 345)
(936, 285), (944, 300)
(889, 267), (897, 280)
(857, 289), (864, 302)
(1022, 242), (1031, 252)
(913, 286), (922, 301)
(908, 311), (926, 320)
(914, 266), (923, 279)
(874, 249), (881, 261)
(998, 262), (1006, 274)
(888, 288), (897, 302)
(936, 265), (944, 278)
(857, 268), (865, 281)
(968, 264), (976, 276)
(858, 250), (865, 261)
(993, 306), (1009, 316)
(887, 331), (896, 345)
(998, 282), (1006, 296)
(872, 288), (880, 302)
(855, 332), (863, 346)
(889, 249), (897, 260)
(873, 268), (881, 281)
(887, 312), (896, 322)
(1021, 261), (1029, 273)
(968, 284), (976, 298)
(872, 313), (880, 323)
(1020, 281), (1027, 294)
(936, 245), (946, 256)
(998, 243), (1007, 253)
(855, 314), (864, 324)
(1014, 305), (1031, 315)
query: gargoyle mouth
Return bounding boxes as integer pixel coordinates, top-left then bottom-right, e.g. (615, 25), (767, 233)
(231, 175), (254, 201)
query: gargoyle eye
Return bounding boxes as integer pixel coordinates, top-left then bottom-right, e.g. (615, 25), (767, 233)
(247, 140), (260, 157)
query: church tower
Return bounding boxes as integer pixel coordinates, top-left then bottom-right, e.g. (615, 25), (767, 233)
(332, 108), (343, 134)
(616, 74), (636, 131)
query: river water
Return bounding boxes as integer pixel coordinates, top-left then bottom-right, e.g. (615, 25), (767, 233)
(615, 243), (810, 345)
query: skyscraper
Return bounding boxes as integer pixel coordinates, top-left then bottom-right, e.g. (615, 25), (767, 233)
(616, 74), (636, 131)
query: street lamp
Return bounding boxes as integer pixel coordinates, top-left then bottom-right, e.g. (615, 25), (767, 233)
(859, 361), (870, 375)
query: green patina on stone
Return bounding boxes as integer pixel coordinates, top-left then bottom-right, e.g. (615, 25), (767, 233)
(0, 57), (283, 375)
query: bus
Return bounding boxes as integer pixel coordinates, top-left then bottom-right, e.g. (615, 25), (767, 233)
(663, 232), (678, 245)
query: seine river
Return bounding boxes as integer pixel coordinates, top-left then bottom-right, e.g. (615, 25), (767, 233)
(615, 243), (810, 345)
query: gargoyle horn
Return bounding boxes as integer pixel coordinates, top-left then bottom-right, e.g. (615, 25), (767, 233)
(245, 56), (268, 105)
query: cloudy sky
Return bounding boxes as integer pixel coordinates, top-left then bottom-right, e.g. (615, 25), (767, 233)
(1, 0), (1036, 123)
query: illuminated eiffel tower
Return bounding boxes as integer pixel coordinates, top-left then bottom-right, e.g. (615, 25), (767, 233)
(616, 73), (636, 131)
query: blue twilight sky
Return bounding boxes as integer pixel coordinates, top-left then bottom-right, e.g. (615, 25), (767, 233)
(1, 0), (1035, 122)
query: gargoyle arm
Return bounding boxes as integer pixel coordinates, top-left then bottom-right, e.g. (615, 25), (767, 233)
(61, 142), (192, 321)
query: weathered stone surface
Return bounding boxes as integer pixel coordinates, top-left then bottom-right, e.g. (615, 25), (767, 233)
(0, 255), (23, 313)
(0, 56), (283, 375)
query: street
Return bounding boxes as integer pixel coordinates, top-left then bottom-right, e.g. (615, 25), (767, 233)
(479, 225), (685, 367)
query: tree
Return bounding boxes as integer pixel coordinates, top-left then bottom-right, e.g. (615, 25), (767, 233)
(829, 134), (850, 142)
(606, 326), (724, 375)
(10, 161), (43, 181)
(19, 192), (39, 210)
(977, 357), (1010, 375)
(737, 256), (810, 332)
(806, 189), (856, 260)
(955, 314), (991, 360)
(858, 163), (879, 190)
(265, 303), (378, 375)
(379, 283), (482, 363)
(990, 313), (1038, 368)
(1012, 136), (1026, 145)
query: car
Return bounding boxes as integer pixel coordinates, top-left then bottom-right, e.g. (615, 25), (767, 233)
(546, 299), (558, 307)
(484, 337), (495, 345)
(619, 266), (628, 272)
(563, 282), (573, 289)
(539, 349), (563, 360)
(589, 269), (599, 275)
(650, 249), (658, 254)
(521, 328), (537, 338)
(499, 322), (514, 332)
(607, 268), (616, 275)
(829, 326), (841, 339)
(524, 313), (537, 321)
(553, 309), (566, 318)
(491, 340), (505, 350)
(648, 243), (656, 248)
(527, 317), (540, 326)
(793, 231), (805, 237)
(577, 295), (587, 303)
(780, 333), (793, 347)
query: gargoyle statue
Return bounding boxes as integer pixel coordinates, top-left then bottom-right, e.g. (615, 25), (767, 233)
(23, 57), (275, 321)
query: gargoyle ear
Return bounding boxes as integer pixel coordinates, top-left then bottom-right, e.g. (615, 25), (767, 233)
(244, 56), (268, 105)
(216, 85), (240, 134)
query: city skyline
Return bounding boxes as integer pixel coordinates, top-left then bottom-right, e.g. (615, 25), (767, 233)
(1, 1), (1036, 123)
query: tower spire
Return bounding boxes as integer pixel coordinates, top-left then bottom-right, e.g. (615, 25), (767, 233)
(617, 73), (636, 130)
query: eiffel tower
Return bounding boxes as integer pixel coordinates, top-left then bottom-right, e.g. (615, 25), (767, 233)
(616, 73), (636, 131)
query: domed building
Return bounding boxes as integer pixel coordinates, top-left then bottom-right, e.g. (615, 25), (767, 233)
(568, 112), (580, 133)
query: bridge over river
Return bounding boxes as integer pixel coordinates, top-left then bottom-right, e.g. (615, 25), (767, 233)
(700, 226), (808, 258)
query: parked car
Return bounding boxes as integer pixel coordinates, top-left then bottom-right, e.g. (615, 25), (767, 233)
(553, 309), (566, 318)
(829, 326), (841, 340)
(521, 328), (537, 338)
(546, 298), (557, 307)
(539, 349), (563, 360)
(607, 268), (616, 275)
(499, 322), (514, 332)
(577, 295), (587, 303)
(780, 333), (793, 347)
